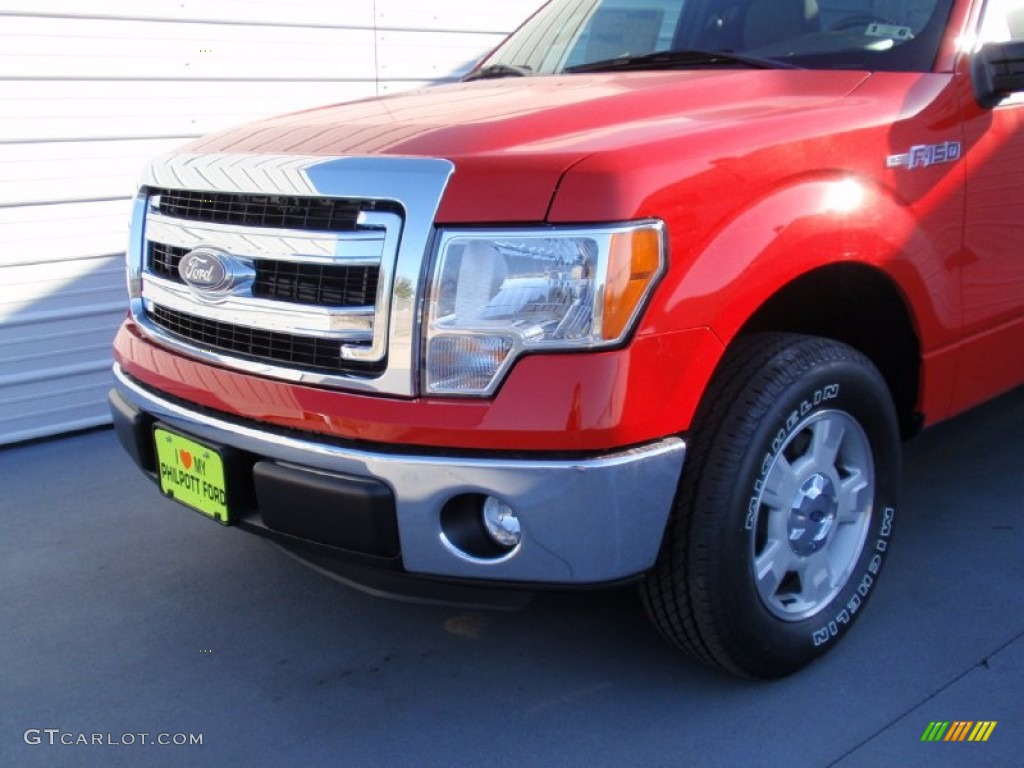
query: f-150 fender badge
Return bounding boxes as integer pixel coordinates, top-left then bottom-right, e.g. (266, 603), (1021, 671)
(886, 141), (962, 170)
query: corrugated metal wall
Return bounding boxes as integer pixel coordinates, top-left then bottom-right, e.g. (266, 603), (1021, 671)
(0, 0), (544, 445)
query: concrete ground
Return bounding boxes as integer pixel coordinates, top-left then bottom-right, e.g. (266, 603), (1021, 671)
(1, 387), (1022, 767)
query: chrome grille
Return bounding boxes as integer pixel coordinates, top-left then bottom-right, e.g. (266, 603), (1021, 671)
(130, 153), (456, 396)
(139, 188), (400, 375)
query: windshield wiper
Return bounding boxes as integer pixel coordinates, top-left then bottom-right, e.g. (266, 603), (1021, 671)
(463, 63), (533, 82)
(565, 49), (800, 74)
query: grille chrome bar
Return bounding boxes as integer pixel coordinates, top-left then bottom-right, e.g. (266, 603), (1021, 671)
(143, 280), (375, 339)
(146, 214), (386, 264)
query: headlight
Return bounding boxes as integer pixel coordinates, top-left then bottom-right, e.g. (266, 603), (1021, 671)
(424, 222), (664, 396)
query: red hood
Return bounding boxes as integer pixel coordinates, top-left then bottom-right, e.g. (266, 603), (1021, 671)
(182, 70), (871, 222)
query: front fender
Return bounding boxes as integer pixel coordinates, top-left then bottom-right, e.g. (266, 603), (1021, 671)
(653, 173), (961, 350)
(601, 170), (964, 433)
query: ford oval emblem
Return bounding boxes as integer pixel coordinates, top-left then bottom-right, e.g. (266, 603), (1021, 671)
(178, 247), (233, 294)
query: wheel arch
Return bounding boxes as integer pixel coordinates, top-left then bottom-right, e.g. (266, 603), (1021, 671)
(734, 263), (922, 437)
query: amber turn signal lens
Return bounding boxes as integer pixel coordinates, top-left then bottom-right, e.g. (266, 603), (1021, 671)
(603, 228), (662, 340)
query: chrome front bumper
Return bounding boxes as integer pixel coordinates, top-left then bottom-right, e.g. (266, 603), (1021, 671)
(112, 364), (686, 586)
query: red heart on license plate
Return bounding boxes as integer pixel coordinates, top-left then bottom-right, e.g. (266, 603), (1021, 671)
(179, 449), (193, 470)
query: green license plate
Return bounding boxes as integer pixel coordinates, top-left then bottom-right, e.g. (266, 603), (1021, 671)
(154, 427), (230, 524)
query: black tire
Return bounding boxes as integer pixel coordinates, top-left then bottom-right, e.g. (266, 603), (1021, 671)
(642, 333), (900, 678)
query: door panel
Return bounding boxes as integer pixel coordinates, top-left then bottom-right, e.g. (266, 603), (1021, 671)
(955, 0), (1024, 412)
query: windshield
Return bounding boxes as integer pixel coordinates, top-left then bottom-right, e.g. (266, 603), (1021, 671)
(478, 0), (956, 75)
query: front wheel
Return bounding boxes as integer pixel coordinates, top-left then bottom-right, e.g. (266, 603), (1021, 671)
(643, 333), (900, 678)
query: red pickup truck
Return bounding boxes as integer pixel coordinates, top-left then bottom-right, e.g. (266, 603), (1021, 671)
(110, 0), (1024, 677)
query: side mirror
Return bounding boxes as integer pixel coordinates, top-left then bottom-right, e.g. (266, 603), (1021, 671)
(972, 41), (1024, 109)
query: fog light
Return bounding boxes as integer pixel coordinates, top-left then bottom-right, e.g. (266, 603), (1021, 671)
(482, 497), (521, 549)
